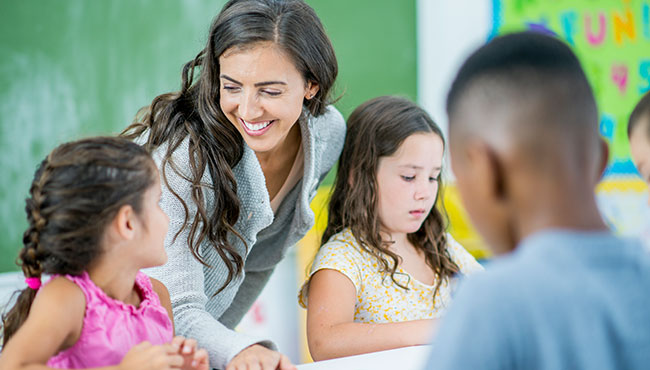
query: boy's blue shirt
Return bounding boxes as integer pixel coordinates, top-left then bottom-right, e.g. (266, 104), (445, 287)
(425, 229), (650, 370)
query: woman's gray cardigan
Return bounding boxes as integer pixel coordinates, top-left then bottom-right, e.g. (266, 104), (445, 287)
(144, 106), (345, 368)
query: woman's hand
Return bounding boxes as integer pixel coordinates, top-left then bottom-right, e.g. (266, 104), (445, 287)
(226, 344), (296, 370)
(171, 336), (210, 370)
(118, 341), (183, 370)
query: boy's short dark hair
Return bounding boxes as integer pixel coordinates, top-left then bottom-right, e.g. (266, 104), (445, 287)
(628, 91), (650, 138)
(446, 31), (595, 119)
(445, 31), (600, 170)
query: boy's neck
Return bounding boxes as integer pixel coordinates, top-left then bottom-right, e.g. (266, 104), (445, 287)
(511, 178), (608, 245)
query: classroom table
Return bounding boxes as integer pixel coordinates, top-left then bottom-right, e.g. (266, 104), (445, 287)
(296, 345), (431, 370)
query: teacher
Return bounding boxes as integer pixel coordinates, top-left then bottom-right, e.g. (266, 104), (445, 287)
(122, 0), (345, 369)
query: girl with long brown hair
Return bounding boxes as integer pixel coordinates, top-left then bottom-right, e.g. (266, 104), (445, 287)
(299, 96), (482, 360)
(0, 137), (208, 369)
(120, 0), (344, 368)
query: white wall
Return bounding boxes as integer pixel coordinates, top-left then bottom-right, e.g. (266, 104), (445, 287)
(417, 0), (491, 139)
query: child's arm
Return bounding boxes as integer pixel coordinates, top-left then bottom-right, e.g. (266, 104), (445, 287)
(306, 269), (437, 361)
(0, 277), (85, 368)
(150, 276), (175, 332)
(0, 277), (184, 370)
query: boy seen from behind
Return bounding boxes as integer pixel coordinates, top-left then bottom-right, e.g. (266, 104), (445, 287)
(424, 32), (650, 370)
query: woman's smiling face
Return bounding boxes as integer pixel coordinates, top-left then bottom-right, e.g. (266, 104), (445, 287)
(219, 42), (318, 155)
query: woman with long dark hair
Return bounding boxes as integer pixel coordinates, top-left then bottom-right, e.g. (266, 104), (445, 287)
(122, 1), (345, 368)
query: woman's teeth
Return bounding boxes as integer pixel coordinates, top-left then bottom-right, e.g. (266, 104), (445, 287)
(242, 119), (272, 131)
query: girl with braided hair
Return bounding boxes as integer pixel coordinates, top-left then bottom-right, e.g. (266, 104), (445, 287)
(0, 137), (209, 369)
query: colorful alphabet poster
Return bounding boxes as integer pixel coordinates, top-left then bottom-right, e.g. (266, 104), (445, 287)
(490, 0), (650, 242)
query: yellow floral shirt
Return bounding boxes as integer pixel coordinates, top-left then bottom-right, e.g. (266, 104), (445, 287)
(298, 228), (484, 323)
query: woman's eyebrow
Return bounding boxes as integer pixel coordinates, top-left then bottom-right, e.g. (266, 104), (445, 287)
(254, 81), (287, 87)
(220, 74), (287, 87)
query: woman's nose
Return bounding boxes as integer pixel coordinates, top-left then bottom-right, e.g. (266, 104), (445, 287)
(238, 91), (262, 121)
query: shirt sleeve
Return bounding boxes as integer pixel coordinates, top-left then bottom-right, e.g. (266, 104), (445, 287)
(446, 233), (484, 275)
(298, 238), (363, 308)
(424, 273), (519, 370)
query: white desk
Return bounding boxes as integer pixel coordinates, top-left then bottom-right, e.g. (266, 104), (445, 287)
(296, 345), (431, 370)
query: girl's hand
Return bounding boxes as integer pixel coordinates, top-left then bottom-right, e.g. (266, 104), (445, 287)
(119, 341), (183, 370)
(171, 336), (210, 370)
(226, 344), (296, 370)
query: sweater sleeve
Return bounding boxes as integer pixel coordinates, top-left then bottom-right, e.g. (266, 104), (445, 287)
(144, 140), (275, 369)
(217, 268), (275, 329)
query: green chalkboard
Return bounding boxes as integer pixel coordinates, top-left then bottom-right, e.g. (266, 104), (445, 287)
(309, 0), (418, 114)
(0, 0), (417, 272)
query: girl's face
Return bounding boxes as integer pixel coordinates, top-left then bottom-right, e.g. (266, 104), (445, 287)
(219, 42), (318, 155)
(375, 132), (444, 238)
(134, 175), (170, 268)
(630, 118), (650, 205)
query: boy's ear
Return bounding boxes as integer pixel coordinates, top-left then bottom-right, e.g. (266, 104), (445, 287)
(113, 204), (137, 241)
(466, 141), (509, 202)
(597, 137), (610, 182)
(486, 147), (508, 201)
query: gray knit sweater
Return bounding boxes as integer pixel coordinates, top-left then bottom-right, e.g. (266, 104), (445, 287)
(144, 106), (345, 369)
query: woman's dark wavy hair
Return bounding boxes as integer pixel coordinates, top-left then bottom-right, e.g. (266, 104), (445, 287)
(322, 96), (459, 302)
(1, 137), (156, 346)
(121, 0), (338, 295)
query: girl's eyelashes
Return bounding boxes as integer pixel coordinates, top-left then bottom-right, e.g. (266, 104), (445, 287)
(401, 174), (440, 182)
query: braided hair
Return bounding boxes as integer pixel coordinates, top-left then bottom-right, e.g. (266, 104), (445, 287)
(1, 137), (157, 346)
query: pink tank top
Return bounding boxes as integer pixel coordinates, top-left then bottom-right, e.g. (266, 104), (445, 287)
(47, 271), (173, 368)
